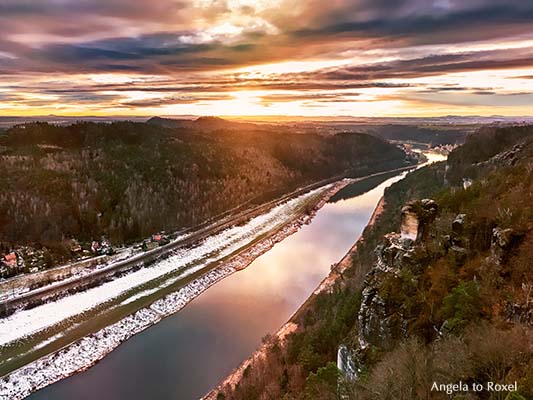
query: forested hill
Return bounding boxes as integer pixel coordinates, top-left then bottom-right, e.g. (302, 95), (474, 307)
(368, 124), (467, 146)
(215, 124), (533, 400)
(0, 119), (410, 263)
(146, 116), (256, 131)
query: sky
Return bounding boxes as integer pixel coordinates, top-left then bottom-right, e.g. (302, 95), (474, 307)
(0, 0), (532, 117)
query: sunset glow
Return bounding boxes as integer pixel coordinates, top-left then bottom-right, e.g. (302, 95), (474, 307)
(1, 0), (532, 117)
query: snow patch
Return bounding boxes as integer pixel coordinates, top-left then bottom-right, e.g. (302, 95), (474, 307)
(0, 183), (345, 400)
(0, 188), (322, 347)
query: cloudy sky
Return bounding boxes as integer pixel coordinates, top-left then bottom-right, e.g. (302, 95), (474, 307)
(0, 0), (532, 116)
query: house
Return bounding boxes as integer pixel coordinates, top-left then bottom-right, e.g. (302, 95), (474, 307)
(91, 239), (114, 256)
(4, 252), (17, 268)
(91, 241), (100, 253)
(152, 233), (170, 246)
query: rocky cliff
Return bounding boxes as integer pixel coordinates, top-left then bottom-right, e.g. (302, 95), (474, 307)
(337, 127), (533, 399)
(358, 199), (438, 352)
(211, 125), (533, 400)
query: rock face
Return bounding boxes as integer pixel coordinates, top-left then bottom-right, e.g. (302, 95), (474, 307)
(447, 213), (469, 267)
(462, 178), (473, 189)
(400, 199), (438, 241)
(359, 202), (438, 352)
(490, 227), (522, 265)
(357, 233), (415, 351)
(475, 142), (526, 169)
(347, 200), (532, 384)
(452, 214), (466, 236)
(337, 344), (358, 382)
(400, 209), (418, 240)
(348, 196), (527, 383)
(355, 199), (439, 359)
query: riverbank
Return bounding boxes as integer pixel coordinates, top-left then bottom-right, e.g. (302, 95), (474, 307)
(0, 170), (349, 315)
(203, 193), (388, 399)
(0, 180), (351, 400)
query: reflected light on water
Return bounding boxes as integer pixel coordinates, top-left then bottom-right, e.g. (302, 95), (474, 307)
(29, 169), (417, 400)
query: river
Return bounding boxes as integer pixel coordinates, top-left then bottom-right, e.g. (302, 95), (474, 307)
(28, 153), (444, 400)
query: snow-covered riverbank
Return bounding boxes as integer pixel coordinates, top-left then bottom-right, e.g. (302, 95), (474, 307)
(0, 180), (350, 400)
(0, 185), (328, 347)
(203, 188), (390, 400)
(0, 266), (233, 400)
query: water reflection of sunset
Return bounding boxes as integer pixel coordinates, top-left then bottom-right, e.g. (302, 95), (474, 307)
(29, 169), (410, 400)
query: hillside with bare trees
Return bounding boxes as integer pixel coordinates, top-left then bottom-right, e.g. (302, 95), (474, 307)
(0, 119), (410, 273)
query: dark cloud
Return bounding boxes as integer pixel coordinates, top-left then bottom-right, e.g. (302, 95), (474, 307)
(0, 0), (179, 16)
(291, 1), (533, 46)
(0, 0), (532, 113)
(472, 91), (496, 95)
(0, 0), (188, 26)
(0, 93), (23, 102)
(119, 95), (233, 108)
(0, 0), (532, 76)
(260, 92), (361, 103)
(301, 48), (533, 82)
(422, 86), (495, 93)
(0, 32), (274, 75)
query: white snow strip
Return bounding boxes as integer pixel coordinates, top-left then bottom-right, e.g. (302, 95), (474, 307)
(29, 333), (65, 353)
(0, 187), (324, 347)
(0, 181), (347, 400)
(0, 267), (235, 400)
(119, 288), (160, 306)
(0, 308), (161, 400)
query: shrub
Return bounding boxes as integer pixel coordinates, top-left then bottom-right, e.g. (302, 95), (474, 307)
(442, 281), (483, 332)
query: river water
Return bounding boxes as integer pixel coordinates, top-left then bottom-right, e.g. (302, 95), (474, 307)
(29, 155), (444, 400)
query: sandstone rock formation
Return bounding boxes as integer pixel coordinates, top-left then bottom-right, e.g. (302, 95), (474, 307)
(400, 199), (438, 241)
